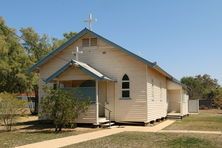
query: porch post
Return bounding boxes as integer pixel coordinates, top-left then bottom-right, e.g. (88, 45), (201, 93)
(95, 80), (99, 125)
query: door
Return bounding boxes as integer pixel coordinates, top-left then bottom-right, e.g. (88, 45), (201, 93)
(98, 81), (107, 117)
(105, 82), (115, 120)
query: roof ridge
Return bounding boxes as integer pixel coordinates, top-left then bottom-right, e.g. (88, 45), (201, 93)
(29, 28), (184, 87)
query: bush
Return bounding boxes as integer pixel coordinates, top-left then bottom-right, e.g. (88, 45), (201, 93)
(40, 88), (90, 132)
(0, 92), (27, 131)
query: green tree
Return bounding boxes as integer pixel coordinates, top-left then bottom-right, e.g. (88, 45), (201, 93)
(0, 17), (78, 115)
(181, 74), (220, 100)
(20, 27), (53, 62)
(20, 27), (54, 114)
(20, 28), (77, 114)
(0, 18), (32, 93)
(63, 32), (77, 40)
(52, 31), (77, 49)
(212, 88), (222, 109)
(0, 92), (27, 131)
(40, 88), (90, 132)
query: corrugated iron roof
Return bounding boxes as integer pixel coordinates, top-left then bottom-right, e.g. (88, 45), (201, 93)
(45, 59), (114, 83)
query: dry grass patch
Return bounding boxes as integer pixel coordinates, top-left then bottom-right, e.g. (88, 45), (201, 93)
(165, 109), (222, 131)
(0, 116), (99, 148)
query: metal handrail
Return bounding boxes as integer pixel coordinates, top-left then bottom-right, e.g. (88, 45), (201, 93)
(98, 102), (112, 128)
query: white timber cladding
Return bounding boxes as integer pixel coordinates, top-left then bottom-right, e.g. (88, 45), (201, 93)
(39, 34), (177, 123)
(80, 35), (147, 122)
(105, 81), (115, 120)
(181, 91), (189, 115)
(57, 67), (93, 81)
(76, 104), (97, 123)
(147, 67), (167, 122)
(39, 33), (148, 123)
(167, 90), (181, 113)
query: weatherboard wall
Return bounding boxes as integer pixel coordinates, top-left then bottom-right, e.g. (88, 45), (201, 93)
(38, 32), (178, 123)
(146, 67), (168, 122)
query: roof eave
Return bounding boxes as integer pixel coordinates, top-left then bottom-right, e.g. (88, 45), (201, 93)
(45, 60), (114, 83)
(28, 28), (89, 72)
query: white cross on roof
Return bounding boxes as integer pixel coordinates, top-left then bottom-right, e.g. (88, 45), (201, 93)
(84, 13), (97, 31)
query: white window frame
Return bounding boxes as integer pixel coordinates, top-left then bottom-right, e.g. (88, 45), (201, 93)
(121, 74), (130, 99)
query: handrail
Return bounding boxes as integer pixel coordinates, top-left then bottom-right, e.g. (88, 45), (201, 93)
(98, 102), (112, 112)
(98, 102), (112, 128)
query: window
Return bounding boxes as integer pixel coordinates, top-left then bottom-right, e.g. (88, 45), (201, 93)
(122, 74), (130, 98)
(82, 38), (89, 47)
(82, 38), (97, 47)
(91, 38), (97, 46)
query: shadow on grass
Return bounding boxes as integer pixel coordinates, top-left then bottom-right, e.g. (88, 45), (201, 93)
(15, 120), (95, 131)
(16, 120), (55, 130)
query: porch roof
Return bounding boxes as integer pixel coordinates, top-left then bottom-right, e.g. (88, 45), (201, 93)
(45, 59), (114, 83)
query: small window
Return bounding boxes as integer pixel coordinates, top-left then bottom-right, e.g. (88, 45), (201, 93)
(121, 74), (130, 98)
(91, 38), (97, 46)
(122, 90), (130, 98)
(82, 38), (89, 47)
(82, 38), (97, 47)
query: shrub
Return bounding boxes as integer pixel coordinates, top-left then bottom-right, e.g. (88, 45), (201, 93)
(40, 88), (90, 132)
(0, 92), (27, 131)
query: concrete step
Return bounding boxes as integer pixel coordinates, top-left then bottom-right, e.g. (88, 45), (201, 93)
(167, 115), (182, 119)
(98, 117), (109, 123)
(100, 122), (115, 128)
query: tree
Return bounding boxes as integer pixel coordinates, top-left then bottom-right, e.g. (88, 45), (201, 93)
(181, 74), (220, 100)
(212, 88), (222, 109)
(0, 92), (27, 131)
(63, 32), (77, 40)
(20, 27), (53, 62)
(40, 88), (90, 132)
(20, 27), (54, 114)
(0, 18), (32, 94)
(20, 29), (77, 114)
(52, 31), (77, 49)
(0, 17), (78, 115)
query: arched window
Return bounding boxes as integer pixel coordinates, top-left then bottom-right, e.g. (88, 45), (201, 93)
(122, 74), (130, 98)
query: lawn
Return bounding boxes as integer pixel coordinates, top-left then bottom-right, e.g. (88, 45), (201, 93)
(165, 109), (222, 131)
(65, 132), (222, 148)
(0, 116), (99, 148)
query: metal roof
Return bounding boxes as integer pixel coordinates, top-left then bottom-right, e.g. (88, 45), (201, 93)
(45, 59), (114, 83)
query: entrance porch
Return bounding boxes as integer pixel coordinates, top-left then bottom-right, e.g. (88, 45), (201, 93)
(59, 80), (114, 125)
(45, 59), (115, 125)
(167, 80), (189, 119)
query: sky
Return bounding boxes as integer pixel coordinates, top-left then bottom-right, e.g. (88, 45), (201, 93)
(1, 0), (222, 84)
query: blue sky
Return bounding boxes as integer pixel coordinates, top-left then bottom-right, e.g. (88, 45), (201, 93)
(1, 0), (222, 84)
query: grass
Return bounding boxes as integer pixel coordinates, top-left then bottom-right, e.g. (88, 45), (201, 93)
(165, 110), (222, 131)
(0, 130), (90, 148)
(0, 116), (99, 148)
(65, 132), (222, 148)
